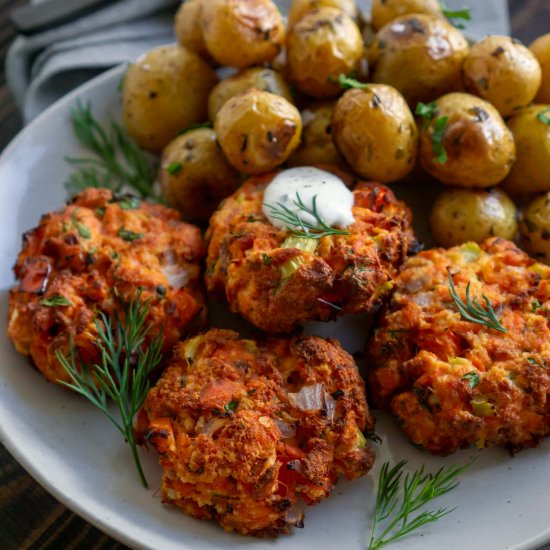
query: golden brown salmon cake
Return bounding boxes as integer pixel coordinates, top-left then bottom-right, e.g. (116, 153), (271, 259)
(138, 328), (375, 537)
(7, 188), (206, 384)
(205, 169), (417, 333)
(367, 238), (550, 455)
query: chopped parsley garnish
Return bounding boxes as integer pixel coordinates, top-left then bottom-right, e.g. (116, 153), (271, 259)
(76, 221), (91, 239)
(118, 196), (141, 210)
(40, 295), (73, 307)
(166, 161), (183, 175)
(118, 227), (144, 242)
(440, 3), (472, 29)
(224, 400), (238, 413)
(415, 101), (438, 127)
(432, 116), (449, 164)
(461, 371), (480, 389)
(537, 108), (550, 126)
(338, 73), (369, 90)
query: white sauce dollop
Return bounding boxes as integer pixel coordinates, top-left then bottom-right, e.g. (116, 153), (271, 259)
(262, 167), (355, 232)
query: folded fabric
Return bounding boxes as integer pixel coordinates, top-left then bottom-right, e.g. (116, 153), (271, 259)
(6, 0), (510, 124)
(6, 0), (181, 122)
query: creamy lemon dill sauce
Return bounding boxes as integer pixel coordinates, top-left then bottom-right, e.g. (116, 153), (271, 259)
(262, 167), (355, 232)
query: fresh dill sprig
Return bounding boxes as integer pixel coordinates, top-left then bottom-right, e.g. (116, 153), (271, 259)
(440, 2), (471, 29)
(369, 460), (472, 550)
(65, 100), (161, 201)
(264, 193), (350, 239)
(448, 273), (508, 333)
(55, 290), (163, 488)
(432, 116), (449, 164)
(338, 73), (369, 90)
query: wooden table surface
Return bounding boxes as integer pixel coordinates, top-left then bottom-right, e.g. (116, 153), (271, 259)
(1, 1), (549, 549)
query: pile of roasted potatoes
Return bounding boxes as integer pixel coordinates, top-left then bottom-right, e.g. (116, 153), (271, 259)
(122, 0), (550, 260)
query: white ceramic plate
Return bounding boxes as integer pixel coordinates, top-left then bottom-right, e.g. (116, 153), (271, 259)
(1, 63), (549, 550)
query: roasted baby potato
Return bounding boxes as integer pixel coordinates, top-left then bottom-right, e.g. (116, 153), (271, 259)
(519, 192), (550, 263)
(502, 105), (550, 195)
(369, 14), (469, 106)
(123, 45), (217, 152)
(201, 0), (285, 69)
(530, 33), (550, 103)
(332, 85), (418, 182)
(371, 0), (442, 31)
(208, 67), (293, 122)
(287, 101), (346, 168)
(463, 35), (542, 118)
(287, 0), (358, 27)
(419, 93), (516, 188)
(287, 7), (364, 98)
(430, 188), (518, 247)
(214, 89), (302, 174)
(159, 128), (241, 225)
(174, 0), (209, 59)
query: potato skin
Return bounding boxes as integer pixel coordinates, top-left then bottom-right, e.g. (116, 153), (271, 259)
(214, 89), (302, 174)
(502, 105), (550, 195)
(201, 0), (285, 69)
(174, 0), (209, 59)
(123, 45), (217, 152)
(208, 67), (293, 122)
(463, 35), (542, 118)
(287, 101), (346, 168)
(7, 188), (206, 386)
(419, 93), (516, 188)
(159, 128), (241, 225)
(530, 33), (550, 103)
(430, 188), (518, 247)
(287, 7), (364, 99)
(519, 193), (550, 264)
(288, 0), (358, 27)
(371, 0), (442, 31)
(369, 14), (469, 106)
(332, 85), (418, 182)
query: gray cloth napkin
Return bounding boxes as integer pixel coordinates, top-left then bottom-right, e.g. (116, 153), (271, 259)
(6, 0), (510, 123)
(6, 0), (181, 121)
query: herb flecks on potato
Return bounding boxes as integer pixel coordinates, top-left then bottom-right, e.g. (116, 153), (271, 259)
(123, 45), (217, 152)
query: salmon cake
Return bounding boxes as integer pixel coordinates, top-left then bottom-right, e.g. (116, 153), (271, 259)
(7, 188), (206, 384)
(368, 238), (550, 455)
(205, 169), (417, 333)
(138, 328), (375, 537)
